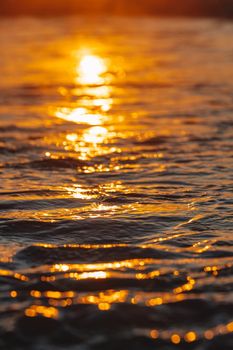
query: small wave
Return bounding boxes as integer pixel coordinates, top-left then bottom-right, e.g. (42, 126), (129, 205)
(19, 158), (88, 170)
(14, 244), (181, 266)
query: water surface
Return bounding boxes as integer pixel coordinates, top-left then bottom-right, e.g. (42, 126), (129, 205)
(0, 17), (233, 349)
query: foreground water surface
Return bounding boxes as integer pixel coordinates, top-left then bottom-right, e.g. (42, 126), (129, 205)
(0, 17), (233, 349)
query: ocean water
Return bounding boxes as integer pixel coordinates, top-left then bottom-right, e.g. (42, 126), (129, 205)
(0, 17), (233, 349)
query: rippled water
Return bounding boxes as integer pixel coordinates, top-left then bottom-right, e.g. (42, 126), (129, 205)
(0, 17), (233, 349)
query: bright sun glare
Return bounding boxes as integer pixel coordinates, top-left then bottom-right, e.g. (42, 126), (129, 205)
(54, 53), (111, 125)
(78, 55), (107, 85)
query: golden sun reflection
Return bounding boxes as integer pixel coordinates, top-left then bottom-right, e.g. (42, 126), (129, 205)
(66, 133), (78, 142)
(66, 271), (108, 280)
(83, 126), (108, 144)
(55, 107), (104, 125)
(78, 54), (107, 85)
(93, 98), (113, 112)
(65, 185), (97, 200)
(51, 258), (151, 274)
(63, 124), (117, 162)
(54, 52), (113, 127)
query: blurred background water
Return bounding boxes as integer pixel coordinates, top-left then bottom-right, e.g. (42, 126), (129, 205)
(0, 16), (233, 349)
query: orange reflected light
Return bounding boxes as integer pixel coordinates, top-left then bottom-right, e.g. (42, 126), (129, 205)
(0, 269), (28, 281)
(52, 258), (153, 273)
(150, 329), (159, 339)
(185, 331), (197, 343)
(93, 98), (113, 112)
(204, 330), (214, 340)
(171, 334), (181, 344)
(98, 303), (111, 311)
(25, 305), (59, 319)
(227, 322), (233, 332)
(10, 291), (17, 298)
(66, 271), (108, 280)
(79, 290), (128, 306)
